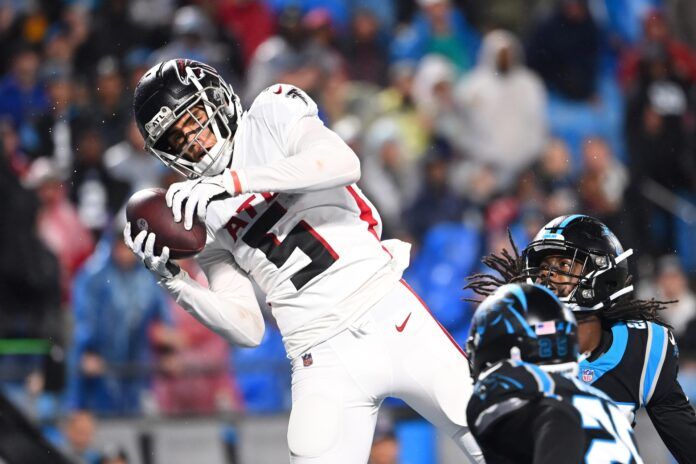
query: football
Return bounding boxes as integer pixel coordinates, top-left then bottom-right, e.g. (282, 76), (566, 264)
(125, 188), (207, 259)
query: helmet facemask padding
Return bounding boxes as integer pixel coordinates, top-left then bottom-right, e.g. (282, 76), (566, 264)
(145, 66), (238, 179)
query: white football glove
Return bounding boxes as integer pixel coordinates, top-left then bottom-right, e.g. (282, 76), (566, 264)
(123, 222), (180, 280)
(166, 169), (236, 230)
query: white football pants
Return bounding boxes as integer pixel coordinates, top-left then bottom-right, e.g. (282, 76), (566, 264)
(287, 280), (484, 463)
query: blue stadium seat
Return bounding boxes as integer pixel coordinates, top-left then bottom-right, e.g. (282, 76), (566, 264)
(404, 223), (481, 332)
(675, 193), (696, 275)
(547, 75), (626, 176)
(600, 0), (661, 45)
(232, 325), (290, 414)
(396, 419), (436, 464)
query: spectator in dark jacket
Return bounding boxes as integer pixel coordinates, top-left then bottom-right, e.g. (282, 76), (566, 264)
(625, 43), (696, 256)
(0, 131), (64, 395)
(31, 70), (82, 173)
(341, 8), (389, 87)
(0, 132), (61, 341)
(0, 46), (48, 128)
(527, 0), (601, 101)
(69, 126), (130, 239)
(89, 57), (131, 148)
(404, 143), (465, 243)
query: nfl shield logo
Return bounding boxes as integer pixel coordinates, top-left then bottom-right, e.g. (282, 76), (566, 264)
(582, 368), (594, 383)
(302, 353), (313, 367)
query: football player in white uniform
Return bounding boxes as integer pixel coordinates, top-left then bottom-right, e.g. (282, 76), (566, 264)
(124, 59), (482, 463)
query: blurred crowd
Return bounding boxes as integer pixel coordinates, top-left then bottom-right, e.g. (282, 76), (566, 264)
(1, 0), (696, 462)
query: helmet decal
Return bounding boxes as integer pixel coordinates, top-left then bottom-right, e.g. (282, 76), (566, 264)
(144, 106), (176, 139)
(600, 223), (624, 255)
(175, 59), (188, 83)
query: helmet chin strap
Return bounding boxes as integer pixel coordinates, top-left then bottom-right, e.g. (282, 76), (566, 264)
(194, 137), (234, 176)
(508, 346), (579, 377)
(539, 361), (579, 377)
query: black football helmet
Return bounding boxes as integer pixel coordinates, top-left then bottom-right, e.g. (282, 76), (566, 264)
(133, 59), (243, 179)
(521, 215), (633, 311)
(466, 283), (578, 381)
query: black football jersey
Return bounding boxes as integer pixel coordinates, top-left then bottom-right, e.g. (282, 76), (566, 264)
(466, 360), (643, 464)
(579, 320), (696, 463)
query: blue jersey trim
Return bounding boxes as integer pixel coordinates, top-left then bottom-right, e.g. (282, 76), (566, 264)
(642, 323), (667, 405)
(510, 360), (560, 399)
(558, 214), (585, 229)
(542, 214), (585, 239)
(526, 363), (554, 395)
(578, 323), (628, 384)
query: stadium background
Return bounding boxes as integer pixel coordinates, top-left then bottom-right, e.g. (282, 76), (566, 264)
(1, 0), (695, 462)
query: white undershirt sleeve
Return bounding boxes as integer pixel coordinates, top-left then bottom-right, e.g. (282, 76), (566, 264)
(234, 117), (361, 194)
(159, 247), (265, 347)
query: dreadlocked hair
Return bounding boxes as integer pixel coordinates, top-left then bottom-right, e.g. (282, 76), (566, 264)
(598, 274), (674, 329)
(463, 231), (677, 329)
(464, 229), (526, 303)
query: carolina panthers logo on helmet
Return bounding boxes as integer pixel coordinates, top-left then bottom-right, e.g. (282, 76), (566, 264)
(600, 224), (624, 255)
(471, 289), (539, 357)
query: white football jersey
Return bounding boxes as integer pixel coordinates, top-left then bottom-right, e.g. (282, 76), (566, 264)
(199, 85), (405, 358)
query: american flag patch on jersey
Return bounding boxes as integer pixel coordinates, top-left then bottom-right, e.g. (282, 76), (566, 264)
(535, 321), (557, 335)
(302, 353), (313, 367)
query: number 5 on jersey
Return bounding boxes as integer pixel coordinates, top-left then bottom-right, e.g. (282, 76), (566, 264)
(242, 200), (338, 289)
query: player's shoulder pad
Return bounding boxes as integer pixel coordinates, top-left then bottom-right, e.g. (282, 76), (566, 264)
(468, 361), (538, 435)
(472, 361), (541, 406)
(247, 84), (319, 125)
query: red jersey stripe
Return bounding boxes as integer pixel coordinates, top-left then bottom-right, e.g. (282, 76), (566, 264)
(346, 186), (379, 240)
